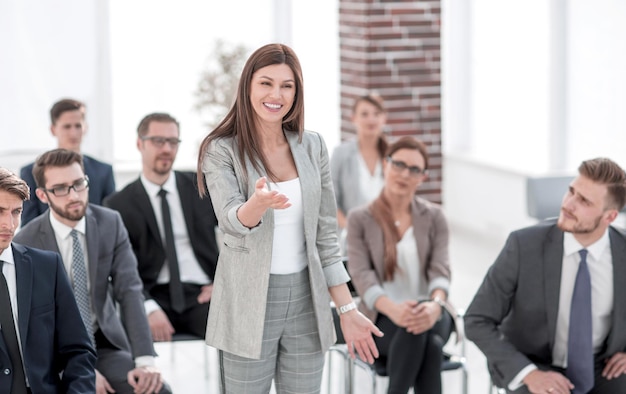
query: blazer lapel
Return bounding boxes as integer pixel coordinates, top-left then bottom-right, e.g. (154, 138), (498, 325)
(543, 225), (564, 352)
(84, 207), (100, 291)
(12, 244), (33, 347)
(175, 172), (195, 234)
(131, 179), (163, 249)
(286, 132), (317, 240)
(606, 228), (626, 354)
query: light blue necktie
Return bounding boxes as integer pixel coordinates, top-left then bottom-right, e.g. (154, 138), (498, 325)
(566, 249), (594, 394)
(71, 229), (94, 345)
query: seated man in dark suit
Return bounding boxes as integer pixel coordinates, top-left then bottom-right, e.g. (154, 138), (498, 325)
(465, 157), (626, 394)
(14, 149), (170, 394)
(0, 167), (96, 394)
(20, 98), (115, 226)
(105, 112), (219, 341)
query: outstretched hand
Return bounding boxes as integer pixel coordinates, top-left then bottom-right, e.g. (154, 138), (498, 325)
(339, 310), (384, 364)
(253, 177), (291, 210)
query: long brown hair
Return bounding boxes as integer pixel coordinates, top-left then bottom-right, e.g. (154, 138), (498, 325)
(369, 136), (429, 280)
(196, 43), (305, 196)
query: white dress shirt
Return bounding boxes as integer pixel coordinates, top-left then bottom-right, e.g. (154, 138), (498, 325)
(509, 228), (613, 390)
(48, 213), (154, 367)
(140, 173), (210, 314)
(1, 245), (28, 385)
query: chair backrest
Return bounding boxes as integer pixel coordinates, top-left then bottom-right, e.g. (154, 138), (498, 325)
(526, 175), (574, 219)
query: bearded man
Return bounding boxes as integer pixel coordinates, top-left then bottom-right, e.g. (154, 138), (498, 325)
(465, 157), (626, 394)
(14, 149), (171, 394)
(104, 113), (219, 342)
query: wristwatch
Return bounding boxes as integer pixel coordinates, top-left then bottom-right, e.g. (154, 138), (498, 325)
(337, 301), (357, 315)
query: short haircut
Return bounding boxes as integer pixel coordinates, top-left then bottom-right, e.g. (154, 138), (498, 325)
(136, 113), (180, 137)
(50, 98), (86, 124)
(32, 149), (85, 189)
(0, 168), (30, 201)
(578, 157), (626, 210)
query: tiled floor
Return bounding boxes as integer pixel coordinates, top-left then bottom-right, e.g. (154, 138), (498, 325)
(153, 223), (506, 393)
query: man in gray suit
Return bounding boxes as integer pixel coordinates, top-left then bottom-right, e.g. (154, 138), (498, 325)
(14, 149), (171, 394)
(465, 157), (626, 394)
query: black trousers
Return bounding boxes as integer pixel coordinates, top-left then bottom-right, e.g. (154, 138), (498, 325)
(374, 311), (452, 394)
(151, 282), (210, 338)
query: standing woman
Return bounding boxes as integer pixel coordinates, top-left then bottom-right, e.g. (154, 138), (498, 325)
(331, 94), (388, 254)
(196, 43), (382, 394)
(347, 136), (452, 394)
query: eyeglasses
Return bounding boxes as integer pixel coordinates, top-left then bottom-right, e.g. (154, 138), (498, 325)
(140, 136), (181, 148)
(387, 157), (425, 177)
(43, 176), (90, 197)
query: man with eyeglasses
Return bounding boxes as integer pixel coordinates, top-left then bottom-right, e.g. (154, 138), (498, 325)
(105, 113), (219, 343)
(15, 149), (171, 394)
(19, 98), (116, 226)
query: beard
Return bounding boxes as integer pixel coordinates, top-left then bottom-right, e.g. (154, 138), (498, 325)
(48, 198), (87, 222)
(153, 155), (174, 175)
(557, 211), (603, 234)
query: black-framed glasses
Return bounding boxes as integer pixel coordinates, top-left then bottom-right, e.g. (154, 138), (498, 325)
(140, 136), (181, 148)
(43, 176), (90, 197)
(387, 157), (425, 177)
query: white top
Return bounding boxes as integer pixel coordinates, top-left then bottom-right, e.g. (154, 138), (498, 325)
(269, 178), (307, 274)
(509, 229), (613, 390)
(357, 153), (384, 203)
(382, 227), (425, 302)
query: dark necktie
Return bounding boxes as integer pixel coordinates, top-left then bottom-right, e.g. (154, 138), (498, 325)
(566, 249), (594, 394)
(71, 230), (95, 345)
(158, 188), (185, 313)
(0, 261), (29, 394)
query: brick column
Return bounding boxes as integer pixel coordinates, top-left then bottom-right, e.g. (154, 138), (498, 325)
(339, 0), (442, 203)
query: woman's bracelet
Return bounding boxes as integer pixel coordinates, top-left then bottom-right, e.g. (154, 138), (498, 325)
(337, 301), (357, 315)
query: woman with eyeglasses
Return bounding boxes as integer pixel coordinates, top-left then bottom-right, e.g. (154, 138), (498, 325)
(330, 94), (388, 256)
(347, 136), (453, 394)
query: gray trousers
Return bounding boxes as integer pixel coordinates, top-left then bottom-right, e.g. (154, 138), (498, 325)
(219, 269), (324, 394)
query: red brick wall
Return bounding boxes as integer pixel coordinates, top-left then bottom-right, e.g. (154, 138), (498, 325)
(339, 0), (442, 203)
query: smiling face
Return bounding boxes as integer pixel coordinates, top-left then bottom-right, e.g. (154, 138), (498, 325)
(249, 64), (296, 129)
(35, 162), (88, 227)
(383, 148), (427, 198)
(557, 175), (618, 245)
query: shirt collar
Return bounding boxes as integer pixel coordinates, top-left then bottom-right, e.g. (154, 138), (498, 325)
(140, 172), (175, 197)
(563, 228), (610, 261)
(1, 244), (14, 265)
(48, 210), (87, 239)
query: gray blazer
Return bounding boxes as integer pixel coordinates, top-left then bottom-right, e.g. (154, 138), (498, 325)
(331, 140), (382, 216)
(464, 220), (626, 388)
(202, 130), (350, 359)
(346, 196), (451, 323)
(14, 204), (154, 359)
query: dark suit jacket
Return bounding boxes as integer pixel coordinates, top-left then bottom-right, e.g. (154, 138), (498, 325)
(464, 220), (626, 388)
(0, 243), (96, 394)
(14, 204), (155, 360)
(104, 171), (219, 301)
(20, 154), (116, 226)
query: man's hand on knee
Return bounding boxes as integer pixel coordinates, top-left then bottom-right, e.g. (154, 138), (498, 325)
(148, 310), (175, 342)
(127, 366), (163, 394)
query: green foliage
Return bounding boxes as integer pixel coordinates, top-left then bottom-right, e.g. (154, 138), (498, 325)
(195, 39), (248, 129)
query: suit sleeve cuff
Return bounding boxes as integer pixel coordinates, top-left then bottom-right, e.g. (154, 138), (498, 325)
(508, 364), (538, 391)
(323, 260), (351, 287)
(363, 285), (386, 311)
